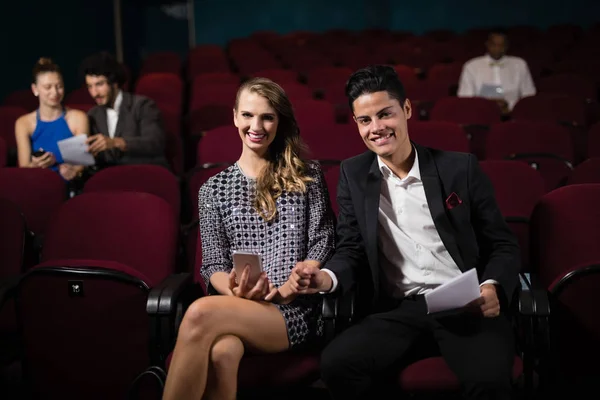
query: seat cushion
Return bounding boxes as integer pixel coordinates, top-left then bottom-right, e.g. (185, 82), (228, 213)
(166, 349), (321, 388)
(398, 355), (523, 392)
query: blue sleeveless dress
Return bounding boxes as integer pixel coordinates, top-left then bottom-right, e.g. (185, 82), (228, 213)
(30, 109), (74, 172)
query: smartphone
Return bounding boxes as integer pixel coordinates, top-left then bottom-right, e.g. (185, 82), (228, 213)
(32, 149), (47, 158)
(232, 251), (263, 285)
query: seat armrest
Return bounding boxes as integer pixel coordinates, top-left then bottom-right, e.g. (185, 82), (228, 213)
(518, 272), (550, 317)
(147, 273), (196, 316)
(147, 273), (200, 365)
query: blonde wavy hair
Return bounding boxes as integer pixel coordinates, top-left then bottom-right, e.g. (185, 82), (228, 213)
(234, 78), (313, 221)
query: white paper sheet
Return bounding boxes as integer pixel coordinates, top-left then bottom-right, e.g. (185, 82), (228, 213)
(425, 268), (481, 314)
(57, 135), (95, 166)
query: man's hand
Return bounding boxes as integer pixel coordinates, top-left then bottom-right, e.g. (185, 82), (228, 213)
(86, 134), (126, 156)
(294, 261), (333, 294)
(479, 284), (500, 317)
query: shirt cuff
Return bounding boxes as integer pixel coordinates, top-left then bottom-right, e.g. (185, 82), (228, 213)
(320, 268), (338, 293)
(480, 279), (498, 287)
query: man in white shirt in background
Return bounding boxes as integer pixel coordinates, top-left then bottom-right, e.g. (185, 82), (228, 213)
(457, 28), (536, 113)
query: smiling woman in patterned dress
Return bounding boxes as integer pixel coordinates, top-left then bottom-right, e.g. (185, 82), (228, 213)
(163, 78), (336, 400)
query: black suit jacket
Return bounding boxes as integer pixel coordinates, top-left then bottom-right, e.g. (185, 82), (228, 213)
(324, 144), (520, 308)
(88, 92), (169, 169)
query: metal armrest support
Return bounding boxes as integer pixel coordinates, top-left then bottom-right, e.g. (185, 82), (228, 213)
(0, 276), (20, 310)
(322, 286), (355, 342)
(516, 272), (551, 395)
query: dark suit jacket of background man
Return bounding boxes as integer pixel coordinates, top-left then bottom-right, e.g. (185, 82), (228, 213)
(325, 143), (520, 313)
(88, 92), (169, 169)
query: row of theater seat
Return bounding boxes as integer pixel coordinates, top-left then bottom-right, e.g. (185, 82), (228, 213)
(2, 92), (600, 177)
(1, 162), (599, 398)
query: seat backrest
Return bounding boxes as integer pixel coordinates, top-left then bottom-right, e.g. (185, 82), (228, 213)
(0, 136), (6, 167)
(567, 158), (600, 185)
(189, 82), (239, 110)
(42, 191), (178, 284)
(253, 69), (299, 84)
(429, 97), (502, 125)
(512, 93), (586, 127)
(134, 73), (183, 114)
(529, 183), (600, 379)
(588, 122), (600, 159)
(486, 121), (574, 191)
(2, 90), (37, 111)
(479, 160), (545, 217)
(323, 164), (341, 217)
(83, 164), (181, 218)
(0, 198), (26, 279)
(480, 160), (545, 272)
(537, 73), (596, 100)
(0, 106), (27, 148)
(64, 87), (95, 105)
(0, 168), (66, 235)
(530, 184), (600, 288)
(408, 121), (469, 153)
(197, 127), (240, 166)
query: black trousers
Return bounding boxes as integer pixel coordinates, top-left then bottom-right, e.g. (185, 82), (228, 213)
(320, 295), (515, 400)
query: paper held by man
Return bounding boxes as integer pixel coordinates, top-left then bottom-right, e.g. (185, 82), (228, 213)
(57, 135), (96, 166)
(425, 268), (481, 314)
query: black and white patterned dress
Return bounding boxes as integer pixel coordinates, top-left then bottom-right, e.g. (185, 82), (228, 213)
(198, 161), (335, 348)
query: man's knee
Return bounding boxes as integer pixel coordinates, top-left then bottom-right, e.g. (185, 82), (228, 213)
(320, 337), (356, 382)
(210, 336), (244, 372)
(462, 367), (512, 397)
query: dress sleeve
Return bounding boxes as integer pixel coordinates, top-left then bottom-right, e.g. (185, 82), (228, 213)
(198, 181), (233, 287)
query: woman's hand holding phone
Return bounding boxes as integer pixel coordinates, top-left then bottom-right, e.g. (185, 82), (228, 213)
(31, 150), (56, 169)
(229, 265), (271, 300)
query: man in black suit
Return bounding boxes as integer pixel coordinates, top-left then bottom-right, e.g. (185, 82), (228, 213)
(296, 65), (519, 399)
(80, 52), (169, 169)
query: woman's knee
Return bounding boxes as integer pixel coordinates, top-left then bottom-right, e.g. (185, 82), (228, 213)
(178, 297), (220, 341)
(210, 335), (245, 372)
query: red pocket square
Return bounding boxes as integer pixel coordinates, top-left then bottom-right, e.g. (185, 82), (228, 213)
(445, 192), (463, 210)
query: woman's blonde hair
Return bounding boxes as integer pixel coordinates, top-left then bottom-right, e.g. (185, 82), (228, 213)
(234, 77), (313, 221)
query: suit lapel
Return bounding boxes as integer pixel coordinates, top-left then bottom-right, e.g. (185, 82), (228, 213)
(417, 145), (466, 271)
(113, 92), (130, 138)
(364, 155), (382, 295)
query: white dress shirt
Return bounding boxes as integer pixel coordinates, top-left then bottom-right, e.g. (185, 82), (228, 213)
(457, 54), (536, 110)
(323, 151), (496, 296)
(106, 90), (123, 138)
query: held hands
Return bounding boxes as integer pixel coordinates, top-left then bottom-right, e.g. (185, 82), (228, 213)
(468, 284), (501, 318)
(31, 151), (56, 168)
(284, 261), (333, 295)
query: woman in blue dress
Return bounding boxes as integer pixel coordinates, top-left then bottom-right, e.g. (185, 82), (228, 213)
(14, 58), (89, 180)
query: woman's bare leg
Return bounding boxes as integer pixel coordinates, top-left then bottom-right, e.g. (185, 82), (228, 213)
(162, 296), (289, 400)
(202, 335), (244, 400)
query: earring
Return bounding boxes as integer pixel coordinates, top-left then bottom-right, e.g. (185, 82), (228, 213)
(34, 93), (39, 97)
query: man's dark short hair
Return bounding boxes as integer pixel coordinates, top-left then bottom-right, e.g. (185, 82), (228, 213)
(488, 27), (508, 40)
(80, 52), (127, 87)
(345, 65), (407, 111)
